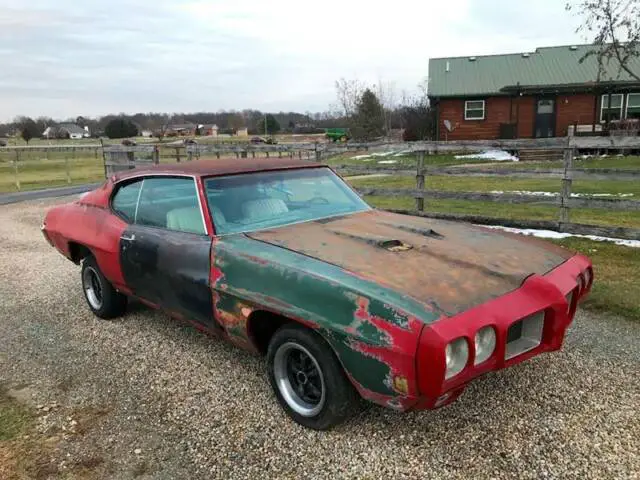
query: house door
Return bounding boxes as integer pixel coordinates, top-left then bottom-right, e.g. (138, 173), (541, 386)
(534, 97), (556, 138)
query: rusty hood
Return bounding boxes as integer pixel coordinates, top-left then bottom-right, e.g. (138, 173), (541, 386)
(246, 210), (573, 316)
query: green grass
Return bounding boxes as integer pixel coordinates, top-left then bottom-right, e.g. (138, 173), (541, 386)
(362, 196), (640, 228)
(550, 237), (640, 320)
(488, 155), (640, 170)
(349, 174), (640, 197)
(0, 156), (105, 193)
(0, 393), (32, 442)
(326, 153), (489, 167)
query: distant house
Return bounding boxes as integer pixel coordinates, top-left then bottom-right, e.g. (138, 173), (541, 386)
(140, 130), (153, 138)
(166, 123), (197, 136)
(43, 123), (90, 140)
(235, 127), (249, 137)
(428, 44), (640, 140)
(199, 124), (218, 136)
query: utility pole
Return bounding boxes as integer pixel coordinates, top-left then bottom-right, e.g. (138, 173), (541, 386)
(264, 115), (268, 136)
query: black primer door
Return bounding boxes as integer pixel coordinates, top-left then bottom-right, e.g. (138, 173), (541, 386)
(534, 98), (556, 138)
(120, 226), (213, 327)
(117, 176), (216, 329)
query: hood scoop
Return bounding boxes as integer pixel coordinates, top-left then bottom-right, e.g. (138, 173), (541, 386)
(381, 222), (444, 239)
(329, 229), (413, 252)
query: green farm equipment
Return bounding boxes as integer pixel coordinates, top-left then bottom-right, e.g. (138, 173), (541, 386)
(325, 128), (351, 142)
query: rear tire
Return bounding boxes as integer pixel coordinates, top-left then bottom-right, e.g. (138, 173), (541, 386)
(81, 256), (127, 319)
(267, 324), (360, 430)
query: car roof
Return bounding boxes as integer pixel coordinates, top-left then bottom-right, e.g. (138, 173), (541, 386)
(113, 157), (324, 181)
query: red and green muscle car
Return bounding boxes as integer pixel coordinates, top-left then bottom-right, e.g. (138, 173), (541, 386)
(42, 158), (593, 429)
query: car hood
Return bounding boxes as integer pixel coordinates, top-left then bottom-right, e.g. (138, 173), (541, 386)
(246, 210), (573, 316)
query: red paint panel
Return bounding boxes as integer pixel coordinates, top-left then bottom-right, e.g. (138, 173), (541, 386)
(43, 183), (128, 289)
(414, 254), (592, 409)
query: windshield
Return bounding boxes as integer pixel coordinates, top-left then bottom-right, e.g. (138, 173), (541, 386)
(204, 167), (370, 234)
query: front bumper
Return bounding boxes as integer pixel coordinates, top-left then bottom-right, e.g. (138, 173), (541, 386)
(412, 254), (593, 410)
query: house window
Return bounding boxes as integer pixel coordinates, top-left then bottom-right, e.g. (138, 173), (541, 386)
(626, 93), (640, 120)
(600, 94), (624, 122)
(464, 100), (485, 120)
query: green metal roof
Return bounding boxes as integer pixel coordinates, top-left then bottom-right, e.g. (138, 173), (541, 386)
(428, 44), (640, 98)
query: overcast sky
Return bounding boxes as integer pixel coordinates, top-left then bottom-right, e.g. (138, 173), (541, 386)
(0, 0), (587, 121)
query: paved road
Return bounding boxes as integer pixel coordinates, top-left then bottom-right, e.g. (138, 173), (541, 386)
(0, 183), (100, 205)
(0, 197), (638, 479)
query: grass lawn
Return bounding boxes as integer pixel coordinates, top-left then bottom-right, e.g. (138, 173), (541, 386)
(328, 153), (640, 170)
(348, 174), (640, 197)
(477, 155), (640, 170)
(326, 153), (488, 167)
(362, 196), (640, 228)
(0, 156), (105, 193)
(549, 237), (640, 321)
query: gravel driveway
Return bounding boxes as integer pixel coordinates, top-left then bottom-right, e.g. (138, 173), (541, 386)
(1, 197), (638, 479)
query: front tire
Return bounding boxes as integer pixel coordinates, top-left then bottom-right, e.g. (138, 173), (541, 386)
(81, 256), (127, 319)
(267, 324), (360, 430)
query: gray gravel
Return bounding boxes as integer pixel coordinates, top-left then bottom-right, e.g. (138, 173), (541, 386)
(1, 197), (639, 479)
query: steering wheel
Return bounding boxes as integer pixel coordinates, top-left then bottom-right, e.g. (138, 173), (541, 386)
(307, 196), (330, 205)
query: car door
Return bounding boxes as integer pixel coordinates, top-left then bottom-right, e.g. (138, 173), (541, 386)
(112, 176), (217, 329)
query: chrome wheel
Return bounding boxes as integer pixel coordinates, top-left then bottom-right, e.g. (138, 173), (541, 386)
(273, 342), (326, 417)
(83, 266), (103, 310)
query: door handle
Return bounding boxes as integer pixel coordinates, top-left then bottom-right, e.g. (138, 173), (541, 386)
(121, 234), (136, 242)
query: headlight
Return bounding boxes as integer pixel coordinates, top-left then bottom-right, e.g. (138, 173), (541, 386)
(445, 337), (469, 379)
(584, 269), (592, 287)
(577, 274), (586, 292)
(474, 326), (496, 365)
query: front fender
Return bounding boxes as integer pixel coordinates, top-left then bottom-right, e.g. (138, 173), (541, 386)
(211, 235), (440, 409)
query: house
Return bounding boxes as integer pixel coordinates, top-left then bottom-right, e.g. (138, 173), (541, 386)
(166, 123), (197, 136)
(428, 44), (640, 140)
(199, 124), (218, 136)
(42, 124), (90, 139)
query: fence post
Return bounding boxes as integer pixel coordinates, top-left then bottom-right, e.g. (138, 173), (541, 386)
(14, 150), (20, 191)
(187, 149), (193, 162)
(175, 147), (181, 163)
(153, 146), (160, 165)
(65, 150), (72, 184)
(315, 143), (322, 163)
(415, 151), (425, 211)
(559, 146), (574, 227)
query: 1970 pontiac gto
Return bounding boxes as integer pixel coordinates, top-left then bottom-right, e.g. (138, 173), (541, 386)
(42, 158), (593, 429)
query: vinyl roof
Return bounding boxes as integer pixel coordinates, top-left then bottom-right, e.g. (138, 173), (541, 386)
(114, 157), (323, 180)
(428, 44), (640, 98)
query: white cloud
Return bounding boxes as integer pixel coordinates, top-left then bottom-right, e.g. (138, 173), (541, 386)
(0, 0), (585, 120)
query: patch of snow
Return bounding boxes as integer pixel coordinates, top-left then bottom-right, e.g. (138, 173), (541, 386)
(370, 152), (395, 157)
(489, 190), (633, 198)
(378, 160), (398, 164)
(351, 154), (371, 160)
(455, 149), (519, 162)
(480, 225), (640, 248)
(393, 150), (411, 157)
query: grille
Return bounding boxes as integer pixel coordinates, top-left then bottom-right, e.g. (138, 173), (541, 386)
(505, 311), (545, 360)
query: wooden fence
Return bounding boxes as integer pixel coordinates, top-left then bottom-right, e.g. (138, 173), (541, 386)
(333, 139), (640, 241)
(2, 137), (638, 240)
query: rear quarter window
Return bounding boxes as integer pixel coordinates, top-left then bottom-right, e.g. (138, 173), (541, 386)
(111, 180), (143, 222)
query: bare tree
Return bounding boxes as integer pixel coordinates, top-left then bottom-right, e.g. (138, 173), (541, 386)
(334, 78), (365, 118)
(374, 79), (399, 136)
(154, 114), (172, 142)
(567, 0), (640, 81)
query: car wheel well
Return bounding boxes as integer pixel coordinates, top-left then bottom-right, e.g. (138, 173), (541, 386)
(68, 242), (92, 264)
(247, 311), (294, 355)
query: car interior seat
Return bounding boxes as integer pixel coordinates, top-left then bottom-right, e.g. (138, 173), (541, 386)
(166, 207), (205, 234)
(241, 198), (289, 222)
